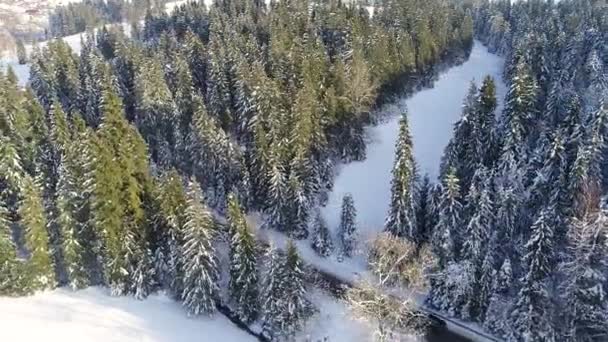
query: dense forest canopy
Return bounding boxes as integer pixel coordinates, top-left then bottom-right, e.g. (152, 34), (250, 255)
(1, 0), (473, 339)
(420, 0), (608, 341)
(2, 0), (607, 340)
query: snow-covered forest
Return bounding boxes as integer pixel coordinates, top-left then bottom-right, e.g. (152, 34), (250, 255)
(0, 0), (607, 341)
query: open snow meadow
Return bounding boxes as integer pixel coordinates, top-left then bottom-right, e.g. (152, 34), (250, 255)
(0, 287), (255, 342)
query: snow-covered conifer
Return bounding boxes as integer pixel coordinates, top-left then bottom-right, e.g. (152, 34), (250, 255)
(339, 194), (357, 257)
(311, 210), (333, 257)
(385, 112), (417, 241)
(228, 194), (259, 323)
(181, 180), (219, 316)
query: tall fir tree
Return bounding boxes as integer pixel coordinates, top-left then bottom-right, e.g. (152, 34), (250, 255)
(181, 180), (219, 316)
(432, 167), (462, 266)
(311, 210), (333, 257)
(227, 194), (259, 323)
(20, 176), (56, 291)
(385, 112), (417, 242)
(339, 193), (357, 258)
(509, 207), (556, 342)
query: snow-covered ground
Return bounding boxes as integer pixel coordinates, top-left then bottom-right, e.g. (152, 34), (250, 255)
(0, 286), (373, 342)
(322, 41), (507, 236)
(298, 290), (373, 341)
(0, 287), (255, 342)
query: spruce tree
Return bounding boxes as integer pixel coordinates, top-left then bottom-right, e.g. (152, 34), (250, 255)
(432, 168), (462, 266)
(385, 112), (417, 241)
(501, 60), (537, 161)
(156, 170), (187, 298)
(484, 258), (513, 337)
(415, 175), (433, 245)
(227, 194), (259, 323)
(0, 197), (20, 295)
(262, 241), (308, 340)
(339, 194), (357, 257)
(311, 210), (333, 257)
(509, 207), (556, 342)
(561, 207), (608, 341)
(56, 161), (88, 290)
(181, 180), (219, 316)
(280, 241), (308, 336)
(20, 176), (55, 291)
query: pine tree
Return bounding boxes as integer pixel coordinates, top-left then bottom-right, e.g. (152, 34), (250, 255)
(509, 207), (556, 342)
(311, 210), (333, 257)
(56, 161), (88, 290)
(461, 168), (493, 263)
(476, 76), (497, 165)
(227, 194), (259, 323)
(339, 194), (357, 257)
(181, 180), (219, 316)
(0, 197), (20, 295)
(262, 241), (308, 340)
(156, 170), (187, 298)
(501, 60), (537, 161)
(20, 176), (55, 291)
(561, 206), (608, 342)
(131, 246), (155, 300)
(415, 175), (433, 245)
(484, 258), (513, 337)
(280, 241), (308, 336)
(432, 168), (462, 266)
(385, 112), (417, 241)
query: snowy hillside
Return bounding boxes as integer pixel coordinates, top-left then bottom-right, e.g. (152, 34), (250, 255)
(0, 287), (255, 342)
(0, 287), (372, 342)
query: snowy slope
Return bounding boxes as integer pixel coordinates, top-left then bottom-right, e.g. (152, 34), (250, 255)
(0, 287), (255, 342)
(298, 290), (373, 342)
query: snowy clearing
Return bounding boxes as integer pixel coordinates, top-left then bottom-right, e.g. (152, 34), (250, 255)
(0, 287), (255, 342)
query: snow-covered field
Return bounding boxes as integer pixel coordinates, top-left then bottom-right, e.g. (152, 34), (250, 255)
(322, 41), (507, 236)
(0, 287), (255, 342)
(0, 286), (371, 342)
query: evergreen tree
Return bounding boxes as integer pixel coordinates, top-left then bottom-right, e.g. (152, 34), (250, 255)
(20, 176), (55, 291)
(227, 194), (259, 323)
(561, 206), (608, 342)
(311, 210), (333, 257)
(501, 60), (537, 161)
(432, 168), (462, 266)
(461, 168), (493, 263)
(261, 245), (284, 340)
(415, 175), (433, 245)
(262, 241), (308, 340)
(156, 170), (187, 298)
(181, 180), (219, 316)
(484, 258), (513, 337)
(385, 112), (417, 241)
(56, 161), (88, 290)
(339, 194), (357, 257)
(0, 197), (20, 295)
(509, 207), (556, 342)
(476, 76), (497, 165)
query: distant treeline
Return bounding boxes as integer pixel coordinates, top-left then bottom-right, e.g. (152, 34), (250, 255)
(48, 0), (168, 38)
